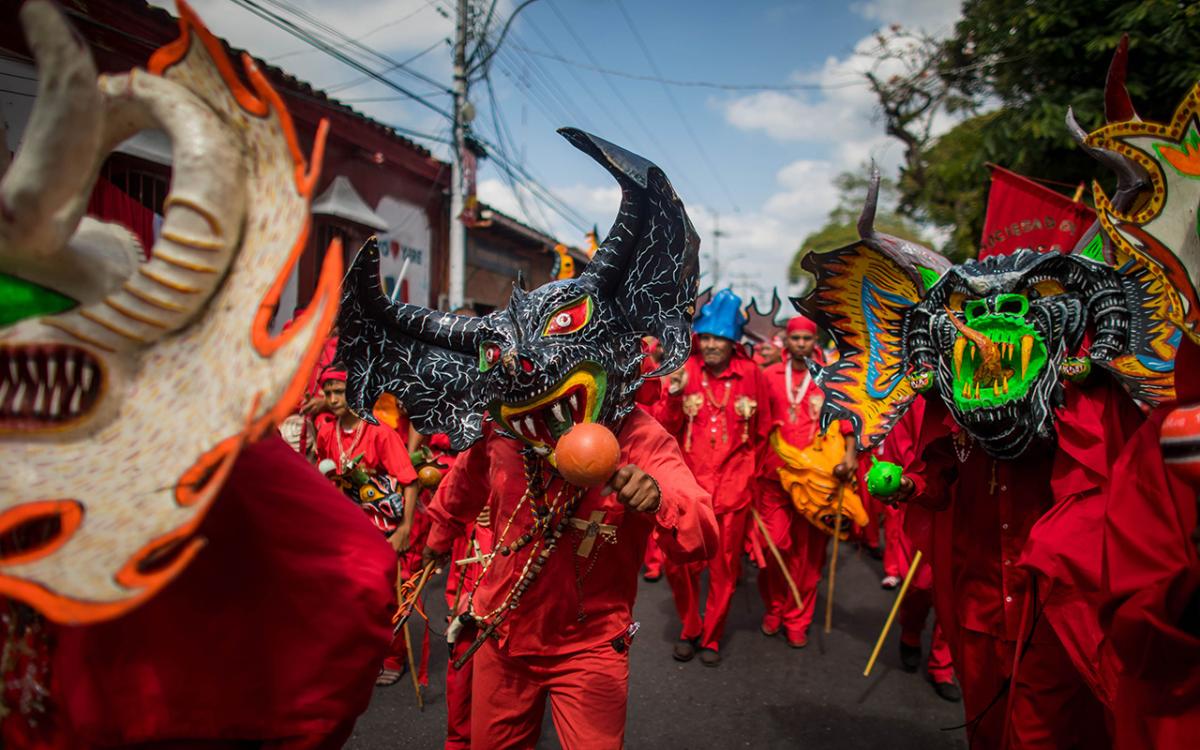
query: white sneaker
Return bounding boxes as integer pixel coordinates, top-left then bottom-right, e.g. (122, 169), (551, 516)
(881, 575), (901, 589)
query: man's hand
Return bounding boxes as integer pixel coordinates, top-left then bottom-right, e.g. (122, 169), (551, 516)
(299, 394), (327, 416)
(421, 544), (451, 570)
(833, 452), (858, 482)
(885, 477), (916, 506)
(603, 465), (661, 513)
(389, 521), (412, 553)
(667, 367), (688, 395)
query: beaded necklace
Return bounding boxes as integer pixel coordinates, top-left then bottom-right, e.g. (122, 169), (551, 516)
(700, 372), (733, 446)
(336, 420), (366, 471)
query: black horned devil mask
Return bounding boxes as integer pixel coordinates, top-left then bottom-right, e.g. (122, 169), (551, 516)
(336, 129), (699, 453)
(799, 163), (1175, 461)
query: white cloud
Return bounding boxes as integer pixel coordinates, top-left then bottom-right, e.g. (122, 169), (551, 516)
(711, 0), (964, 296)
(851, 0), (963, 34)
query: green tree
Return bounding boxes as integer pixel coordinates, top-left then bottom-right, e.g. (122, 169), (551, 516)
(905, 0), (1200, 257)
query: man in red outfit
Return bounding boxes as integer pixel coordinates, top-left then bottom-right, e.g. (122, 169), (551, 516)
(314, 370), (418, 686)
(888, 377), (1141, 749)
(335, 128), (712, 747)
(1100, 338), (1200, 749)
(754, 314), (856, 648)
(656, 288), (772, 666)
(869, 399), (959, 702)
(425, 413), (717, 748)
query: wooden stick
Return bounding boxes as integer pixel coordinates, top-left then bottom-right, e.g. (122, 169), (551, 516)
(401, 619), (424, 710)
(394, 560), (437, 633)
(824, 483), (846, 634)
(751, 506), (805, 614)
(863, 549), (923, 677)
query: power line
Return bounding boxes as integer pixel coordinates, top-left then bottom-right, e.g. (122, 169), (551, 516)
(324, 38), (450, 95)
(612, 0), (741, 213)
(253, 0), (453, 95)
(541, 0), (708, 208)
(508, 42), (866, 92)
(225, 0), (454, 120)
(266, 1), (441, 62)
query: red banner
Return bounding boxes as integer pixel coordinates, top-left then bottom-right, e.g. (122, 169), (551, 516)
(979, 165), (1095, 260)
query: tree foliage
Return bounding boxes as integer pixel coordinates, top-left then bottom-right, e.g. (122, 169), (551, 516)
(873, 0), (1200, 258)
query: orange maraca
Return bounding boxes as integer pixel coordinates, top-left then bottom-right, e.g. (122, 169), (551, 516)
(554, 422), (620, 488)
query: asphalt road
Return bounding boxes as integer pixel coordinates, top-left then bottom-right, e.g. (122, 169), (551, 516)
(346, 541), (968, 749)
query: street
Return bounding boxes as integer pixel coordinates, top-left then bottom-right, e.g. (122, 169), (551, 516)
(347, 541), (968, 749)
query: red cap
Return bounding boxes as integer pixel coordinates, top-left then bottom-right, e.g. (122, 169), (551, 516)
(320, 368), (347, 385)
(787, 315), (818, 335)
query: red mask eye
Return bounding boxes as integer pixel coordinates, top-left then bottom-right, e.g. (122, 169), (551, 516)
(479, 342), (502, 372)
(542, 296), (593, 336)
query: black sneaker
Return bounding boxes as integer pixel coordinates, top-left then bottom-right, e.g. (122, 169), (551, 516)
(672, 639), (696, 662)
(698, 648), (722, 667)
(899, 641), (922, 673)
(932, 680), (962, 703)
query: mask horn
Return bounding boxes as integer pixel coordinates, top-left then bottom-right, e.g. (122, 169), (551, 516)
(1105, 35), (1139, 123)
(343, 238), (481, 354)
(1066, 108), (1148, 214)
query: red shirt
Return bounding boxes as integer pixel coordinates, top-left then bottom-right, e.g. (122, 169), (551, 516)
(760, 359), (852, 478)
(315, 419), (417, 485)
(656, 353), (772, 513)
(426, 409), (718, 657)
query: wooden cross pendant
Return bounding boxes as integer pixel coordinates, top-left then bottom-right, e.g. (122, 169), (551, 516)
(569, 510), (617, 557)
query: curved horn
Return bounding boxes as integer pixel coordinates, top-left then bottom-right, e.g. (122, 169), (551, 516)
(1105, 35), (1139, 123)
(558, 128), (655, 293)
(344, 238), (482, 354)
(0, 0), (103, 259)
(1066, 107), (1149, 213)
(857, 163), (882, 240)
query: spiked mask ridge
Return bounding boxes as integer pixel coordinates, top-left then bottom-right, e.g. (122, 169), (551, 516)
(337, 130), (699, 453)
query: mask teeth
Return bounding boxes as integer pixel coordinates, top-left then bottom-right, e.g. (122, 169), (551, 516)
(974, 383), (980, 400)
(953, 337), (966, 376)
(1020, 335), (1034, 379)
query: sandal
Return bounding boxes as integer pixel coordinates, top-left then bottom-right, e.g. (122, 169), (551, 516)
(375, 668), (403, 686)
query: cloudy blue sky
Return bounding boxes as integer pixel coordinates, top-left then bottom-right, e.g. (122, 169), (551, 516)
(149, 0), (964, 302)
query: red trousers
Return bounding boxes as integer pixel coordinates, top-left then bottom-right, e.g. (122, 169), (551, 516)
(445, 632), (475, 750)
(470, 639), (629, 750)
(643, 532), (665, 578)
(898, 586), (954, 683)
(958, 618), (1109, 750)
(753, 481), (827, 641)
(882, 502), (906, 578)
(666, 505), (750, 651)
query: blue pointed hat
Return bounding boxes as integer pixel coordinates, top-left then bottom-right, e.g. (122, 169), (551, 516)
(693, 288), (747, 341)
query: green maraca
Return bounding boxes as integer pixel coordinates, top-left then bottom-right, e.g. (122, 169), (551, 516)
(866, 460), (904, 498)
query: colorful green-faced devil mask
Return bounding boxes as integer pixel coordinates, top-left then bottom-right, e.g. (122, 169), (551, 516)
(798, 155), (1175, 460)
(337, 130), (699, 455)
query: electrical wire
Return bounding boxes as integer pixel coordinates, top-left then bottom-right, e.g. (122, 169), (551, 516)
(612, 0), (740, 213)
(225, 0), (454, 120)
(266, 0), (439, 62)
(508, 42), (867, 92)
(541, 0), (706, 207)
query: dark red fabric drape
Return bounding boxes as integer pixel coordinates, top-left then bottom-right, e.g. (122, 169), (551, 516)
(86, 176), (157, 260)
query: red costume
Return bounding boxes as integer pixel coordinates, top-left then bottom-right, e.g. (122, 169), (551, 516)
(426, 409), (717, 748)
(904, 380), (1142, 749)
(314, 403), (417, 677)
(753, 316), (850, 644)
(1101, 394), (1200, 746)
(873, 400), (954, 685)
(656, 347), (771, 652)
(5, 437), (396, 749)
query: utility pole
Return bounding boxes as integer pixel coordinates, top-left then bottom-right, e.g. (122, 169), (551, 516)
(447, 0), (470, 310)
(711, 211), (726, 289)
